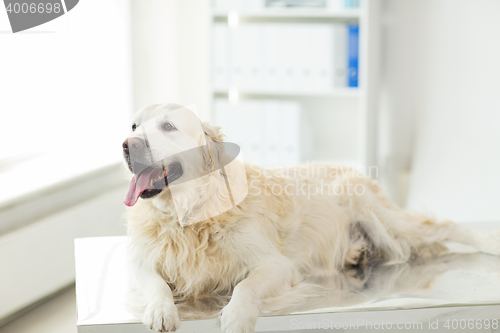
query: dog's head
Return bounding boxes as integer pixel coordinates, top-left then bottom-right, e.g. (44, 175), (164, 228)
(122, 103), (247, 225)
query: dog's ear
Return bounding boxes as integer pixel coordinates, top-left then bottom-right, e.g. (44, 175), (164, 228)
(202, 121), (225, 143)
(201, 122), (226, 172)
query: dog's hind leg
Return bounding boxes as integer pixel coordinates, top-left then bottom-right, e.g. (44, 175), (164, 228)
(345, 222), (373, 266)
(343, 223), (376, 289)
(424, 220), (500, 256)
(368, 207), (500, 258)
(344, 175), (500, 261)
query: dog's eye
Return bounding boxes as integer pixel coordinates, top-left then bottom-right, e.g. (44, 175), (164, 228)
(161, 122), (176, 132)
(131, 124), (137, 131)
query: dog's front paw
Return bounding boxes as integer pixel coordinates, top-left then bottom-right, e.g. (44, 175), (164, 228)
(143, 300), (180, 332)
(220, 301), (258, 333)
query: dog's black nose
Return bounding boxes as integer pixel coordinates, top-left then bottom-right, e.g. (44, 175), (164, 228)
(123, 138), (145, 151)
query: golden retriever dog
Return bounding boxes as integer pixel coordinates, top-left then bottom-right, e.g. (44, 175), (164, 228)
(122, 103), (500, 333)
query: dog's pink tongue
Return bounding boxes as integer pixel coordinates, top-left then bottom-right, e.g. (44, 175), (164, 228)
(124, 170), (155, 207)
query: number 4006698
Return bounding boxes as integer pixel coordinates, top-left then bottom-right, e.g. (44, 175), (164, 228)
(444, 319), (498, 330)
(6, 2), (62, 14)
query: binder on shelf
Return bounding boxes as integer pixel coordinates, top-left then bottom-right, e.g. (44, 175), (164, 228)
(240, 24), (264, 89)
(281, 101), (301, 166)
(295, 24), (316, 90)
(347, 23), (359, 88)
(332, 23), (347, 87)
(261, 24), (337, 92)
(263, 100), (282, 166)
(229, 26), (245, 88)
(213, 24), (229, 89)
(281, 24), (299, 90)
(263, 24), (283, 90)
(243, 101), (264, 164)
(214, 99), (231, 136)
(263, 100), (301, 166)
(213, 21), (357, 91)
(215, 100), (260, 163)
(276, 24), (292, 89)
(310, 24), (334, 90)
(229, 102), (248, 156)
(214, 99), (301, 166)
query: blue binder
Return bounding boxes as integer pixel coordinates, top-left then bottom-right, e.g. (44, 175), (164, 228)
(347, 24), (359, 87)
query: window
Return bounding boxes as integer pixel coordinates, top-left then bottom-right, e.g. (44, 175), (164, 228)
(0, 0), (132, 203)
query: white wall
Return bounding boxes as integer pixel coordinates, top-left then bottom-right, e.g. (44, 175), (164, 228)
(176, 0), (212, 120)
(382, 0), (500, 222)
(131, 0), (180, 113)
(406, 0), (500, 222)
(0, 186), (127, 320)
(377, 0), (418, 203)
(131, 0), (211, 120)
(0, 0), (132, 160)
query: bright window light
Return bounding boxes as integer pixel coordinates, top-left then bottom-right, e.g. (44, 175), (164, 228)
(0, 0), (132, 200)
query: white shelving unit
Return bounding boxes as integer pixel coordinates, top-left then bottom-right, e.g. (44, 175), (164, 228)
(212, 9), (361, 19)
(213, 87), (360, 98)
(209, 1), (380, 171)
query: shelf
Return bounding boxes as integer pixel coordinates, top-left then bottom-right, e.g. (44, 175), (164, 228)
(210, 1), (378, 169)
(213, 87), (360, 98)
(212, 9), (361, 21)
(300, 159), (366, 169)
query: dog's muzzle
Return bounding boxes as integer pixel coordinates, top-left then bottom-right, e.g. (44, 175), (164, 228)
(122, 137), (151, 174)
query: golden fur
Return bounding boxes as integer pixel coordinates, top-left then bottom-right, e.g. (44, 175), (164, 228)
(124, 104), (500, 333)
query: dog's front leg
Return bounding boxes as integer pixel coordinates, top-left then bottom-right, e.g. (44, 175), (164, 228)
(136, 266), (180, 332)
(221, 257), (299, 333)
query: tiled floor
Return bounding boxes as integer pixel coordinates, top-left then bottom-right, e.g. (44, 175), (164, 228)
(0, 286), (77, 333)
